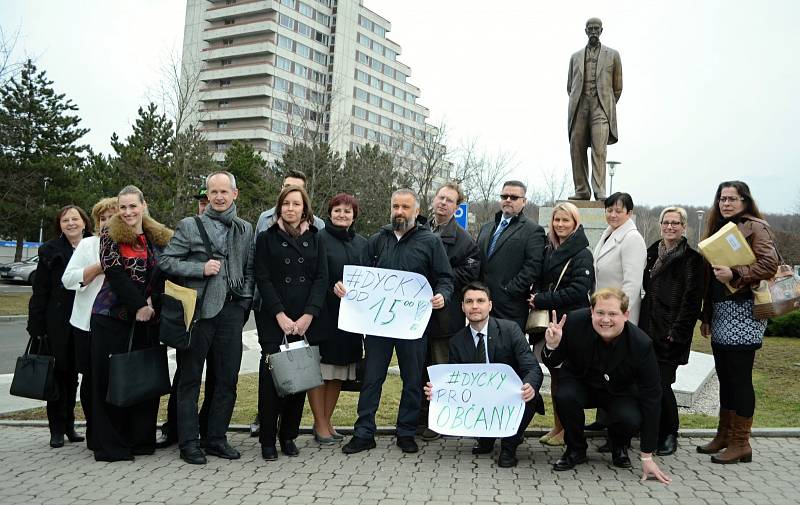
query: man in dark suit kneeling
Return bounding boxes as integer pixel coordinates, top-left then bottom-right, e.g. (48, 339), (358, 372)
(424, 281), (544, 467)
(542, 288), (671, 484)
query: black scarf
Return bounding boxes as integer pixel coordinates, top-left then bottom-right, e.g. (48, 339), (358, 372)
(323, 218), (355, 241)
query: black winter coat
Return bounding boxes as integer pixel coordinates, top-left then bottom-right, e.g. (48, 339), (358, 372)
(255, 223), (328, 345)
(531, 225), (594, 320)
(639, 237), (704, 366)
(27, 235), (78, 371)
(362, 220), (454, 333)
(476, 211), (546, 328)
(428, 217), (480, 338)
(317, 221), (367, 365)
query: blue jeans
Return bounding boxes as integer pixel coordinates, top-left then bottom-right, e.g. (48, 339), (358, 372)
(354, 335), (427, 439)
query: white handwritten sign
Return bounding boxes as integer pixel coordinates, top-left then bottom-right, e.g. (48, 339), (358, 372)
(338, 265), (433, 340)
(428, 363), (525, 438)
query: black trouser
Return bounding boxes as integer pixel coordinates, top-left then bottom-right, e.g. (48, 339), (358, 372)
(73, 328), (93, 449)
(354, 335), (426, 439)
(177, 302), (244, 450)
(258, 340), (305, 447)
(47, 368), (78, 437)
(418, 336), (451, 429)
(90, 315), (159, 461)
(658, 362), (679, 440)
(713, 346), (756, 417)
(554, 375), (641, 454)
(162, 355), (215, 440)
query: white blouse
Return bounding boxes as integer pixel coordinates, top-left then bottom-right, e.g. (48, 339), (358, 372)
(61, 235), (104, 332)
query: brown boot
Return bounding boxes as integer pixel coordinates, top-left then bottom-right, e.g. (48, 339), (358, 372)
(711, 414), (753, 464)
(696, 409), (733, 454)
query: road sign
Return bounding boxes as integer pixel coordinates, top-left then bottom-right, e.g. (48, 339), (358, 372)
(454, 203), (468, 230)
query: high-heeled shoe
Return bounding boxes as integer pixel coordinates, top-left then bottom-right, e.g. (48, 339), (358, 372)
(312, 427), (337, 446)
(329, 428), (344, 441)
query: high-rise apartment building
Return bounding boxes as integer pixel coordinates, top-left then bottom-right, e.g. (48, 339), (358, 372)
(181, 0), (445, 177)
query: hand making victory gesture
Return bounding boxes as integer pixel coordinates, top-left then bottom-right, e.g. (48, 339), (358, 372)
(544, 310), (567, 349)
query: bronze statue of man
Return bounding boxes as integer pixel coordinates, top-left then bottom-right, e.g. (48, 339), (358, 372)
(567, 18), (623, 201)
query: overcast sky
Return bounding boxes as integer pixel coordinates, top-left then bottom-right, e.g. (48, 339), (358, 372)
(3, 0), (798, 213)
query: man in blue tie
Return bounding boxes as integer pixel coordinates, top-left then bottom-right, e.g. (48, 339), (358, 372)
(476, 181), (546, 330)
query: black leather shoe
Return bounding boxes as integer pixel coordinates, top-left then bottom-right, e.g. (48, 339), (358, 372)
(342, 436), (376, 454)
(497, 447), (519, 468)
(180, 447), (207, 465)
(656, 433), (678, 456)
(472, 438), (495, 455)
(396, 436), (418, 453)
(261, 445), (278, 461)
(155, 432), (177, 449)
(280, 439), (299, 456)
(50, 434), (65, 448)
(205, 441), (241, 460)
(65, 429), (85, 443)
(611, 445), (632, 468)
(553, 450), (588, 471)
(584, 420), (606, 431)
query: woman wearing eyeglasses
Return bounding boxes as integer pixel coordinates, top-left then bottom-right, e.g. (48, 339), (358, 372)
(639, 207), (703, 456)
(697, 181), (778, 464)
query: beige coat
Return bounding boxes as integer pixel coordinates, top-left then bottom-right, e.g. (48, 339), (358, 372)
(593, 218), (646, 324)
(567, 44), (623, 144)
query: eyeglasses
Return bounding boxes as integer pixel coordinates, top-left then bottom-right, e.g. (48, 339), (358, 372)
(719, 196), (744, 203)
(660, 221), (683, 227)
(500, 194), (523, 201)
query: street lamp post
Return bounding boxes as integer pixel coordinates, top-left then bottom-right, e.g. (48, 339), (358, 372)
(606, 160), (621, 194)
(38, 177), (52, 244)
(696, 209), (706, 243)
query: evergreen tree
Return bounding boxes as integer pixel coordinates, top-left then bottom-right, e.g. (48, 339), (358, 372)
(222, 140), (279, 224)
(274, 142), (343, 215)
(0, 59), (89, 259)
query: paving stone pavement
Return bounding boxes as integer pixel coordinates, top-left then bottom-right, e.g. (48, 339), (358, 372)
(1, 426), (798, 505)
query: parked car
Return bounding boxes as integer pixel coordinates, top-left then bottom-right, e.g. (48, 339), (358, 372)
(0, 256), (39, 284)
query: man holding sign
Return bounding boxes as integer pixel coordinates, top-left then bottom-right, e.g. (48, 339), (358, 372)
(542, 288), (671, 484)
(424, 281), (543, 467)
(339, 189), (453, 455)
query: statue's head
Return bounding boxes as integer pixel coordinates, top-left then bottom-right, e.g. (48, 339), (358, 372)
(585, 18), (603, 46)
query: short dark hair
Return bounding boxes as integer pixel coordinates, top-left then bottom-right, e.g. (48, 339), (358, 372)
(328, 193), (360, 220)
(502, 180), (527, 194)
(604, 192), (634, 212)
(283, 170), (307, 183)
(461, 281), (491, 299)
(54, 205), (92, 237)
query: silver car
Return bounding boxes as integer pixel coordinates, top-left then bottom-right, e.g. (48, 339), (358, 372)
(0, 256), (39, 285)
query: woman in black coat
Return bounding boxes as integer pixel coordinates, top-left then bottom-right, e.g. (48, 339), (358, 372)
(255, 185), (328, 460)
(639, 206), (703, 456)
(27, 205), (92, 448)
(307, 193), (367, 445)
(529, 202), (594, 447)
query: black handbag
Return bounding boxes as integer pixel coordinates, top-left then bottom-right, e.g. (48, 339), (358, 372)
(106, 323), (171, 407)
(160, 216), (212, 350)
(10, 335), (57, 401)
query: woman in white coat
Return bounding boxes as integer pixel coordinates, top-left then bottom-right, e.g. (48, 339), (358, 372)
(61, 197), (118, 450)
(593, 192), (647, 325)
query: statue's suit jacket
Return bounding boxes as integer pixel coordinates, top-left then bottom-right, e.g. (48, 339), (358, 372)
(567, 44), (623, 144)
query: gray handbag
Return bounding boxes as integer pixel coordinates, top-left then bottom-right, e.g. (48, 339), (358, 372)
(267, 335), (323, 397)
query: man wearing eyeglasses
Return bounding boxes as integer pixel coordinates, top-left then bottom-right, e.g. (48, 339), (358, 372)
(542, 288), (671, 485)
(476, 180), (546, 330)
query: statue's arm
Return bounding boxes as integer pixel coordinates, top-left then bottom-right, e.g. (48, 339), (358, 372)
(613, 50), (623, 101)
(567, 55), (574, 94)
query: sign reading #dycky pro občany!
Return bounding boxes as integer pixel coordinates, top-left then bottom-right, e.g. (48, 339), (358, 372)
(427, 363), (525, 438)
(338, 265), (433, 340)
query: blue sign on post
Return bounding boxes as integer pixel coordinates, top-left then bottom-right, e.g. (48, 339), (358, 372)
(454, 203), (468, 230)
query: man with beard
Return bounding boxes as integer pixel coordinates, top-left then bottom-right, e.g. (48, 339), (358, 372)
(338, 189), (453, 455)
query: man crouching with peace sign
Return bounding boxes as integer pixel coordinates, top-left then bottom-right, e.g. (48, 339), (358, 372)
(541, 288), (671, 484)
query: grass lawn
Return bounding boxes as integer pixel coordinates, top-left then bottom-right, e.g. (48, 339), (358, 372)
(0, 291), (30, 316)
(4, 330), (798, 429)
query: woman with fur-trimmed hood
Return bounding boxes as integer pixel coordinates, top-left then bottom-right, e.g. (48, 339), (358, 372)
(89, 185), (173, 462)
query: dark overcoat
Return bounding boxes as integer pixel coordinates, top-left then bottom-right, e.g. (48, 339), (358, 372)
(317, 221), (367, 365)
(254, 223), (328, 345)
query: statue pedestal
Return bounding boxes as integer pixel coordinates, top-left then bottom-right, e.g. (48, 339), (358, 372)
(539, 200), (607, 251)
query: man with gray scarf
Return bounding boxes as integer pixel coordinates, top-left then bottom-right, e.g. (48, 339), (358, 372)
(160, 171), (255, 465)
